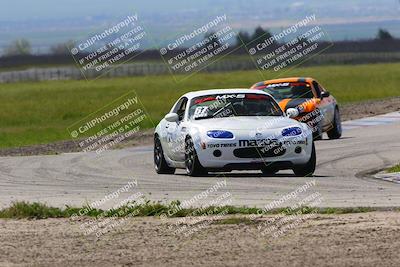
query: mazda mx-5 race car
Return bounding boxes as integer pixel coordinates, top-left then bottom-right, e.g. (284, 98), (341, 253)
(154, 89), (316, 177)
(251, 77), (342, 140)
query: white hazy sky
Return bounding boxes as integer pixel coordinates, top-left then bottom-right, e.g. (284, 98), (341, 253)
(1, 0), (399, 21)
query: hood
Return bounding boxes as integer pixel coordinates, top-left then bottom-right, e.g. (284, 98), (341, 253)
(279, 98), (318, 112)
(191, 116), (298, 131)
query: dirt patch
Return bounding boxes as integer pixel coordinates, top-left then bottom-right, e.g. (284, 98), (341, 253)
(0, 212), (399, 266)
(0, 97), (399, 157)
(340, 97), (400, 121)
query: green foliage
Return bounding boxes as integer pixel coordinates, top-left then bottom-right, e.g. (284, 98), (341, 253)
(204, 31), (221, 47)
(377, 28), (394, 40)
(236, 31), (252, 45)
(0, 202), (65, 219)
(387, 164), (400, 173)
(4, 39), (32, 56)
(0, 201), (388, 220)
(252, 26), (273, 41)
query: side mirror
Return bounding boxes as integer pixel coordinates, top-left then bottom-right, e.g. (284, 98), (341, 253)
(286, 108), (299, 118)
(321, 91), (330, 99)
(165, 113), (179, 122)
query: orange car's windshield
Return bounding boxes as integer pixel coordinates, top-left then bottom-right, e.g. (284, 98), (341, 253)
(259, 82), (314, 100)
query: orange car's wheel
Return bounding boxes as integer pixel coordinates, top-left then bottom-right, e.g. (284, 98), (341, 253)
(327, 108), (342, 139)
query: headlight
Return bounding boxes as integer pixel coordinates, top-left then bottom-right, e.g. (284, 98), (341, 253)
(207, 130), (234, 139)
(282, 127), (302, 136)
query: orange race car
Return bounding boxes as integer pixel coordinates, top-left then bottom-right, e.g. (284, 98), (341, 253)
(251, 77), (342, 140)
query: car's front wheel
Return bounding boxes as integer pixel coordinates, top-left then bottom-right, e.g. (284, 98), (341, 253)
(293, 142), (316, 177)
(185, 137), (207, 177)
(327, 108), (342, 139)
(154, 135), (175, 174)
(261, 166), (279, 176)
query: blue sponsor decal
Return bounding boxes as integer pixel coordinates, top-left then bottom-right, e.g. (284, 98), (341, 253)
(281, 127), (302, 136)
(207, 130), (234, 139)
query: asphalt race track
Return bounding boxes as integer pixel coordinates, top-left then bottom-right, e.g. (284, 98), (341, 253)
(0, 113), (399, 209)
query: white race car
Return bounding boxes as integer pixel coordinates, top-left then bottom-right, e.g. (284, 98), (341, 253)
(154, 89), (315, 176)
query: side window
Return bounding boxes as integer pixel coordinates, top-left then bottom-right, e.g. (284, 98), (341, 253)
(312, 81), (322, 98)
(172, 97), (188, 121)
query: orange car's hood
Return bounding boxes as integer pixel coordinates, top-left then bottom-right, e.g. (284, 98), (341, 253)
(278, 98), (320, 112)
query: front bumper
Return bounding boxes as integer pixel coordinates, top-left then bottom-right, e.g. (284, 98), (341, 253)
(196, 132), (313, 169)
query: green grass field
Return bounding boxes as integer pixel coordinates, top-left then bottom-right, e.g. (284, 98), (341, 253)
(0, 62), (399, 148)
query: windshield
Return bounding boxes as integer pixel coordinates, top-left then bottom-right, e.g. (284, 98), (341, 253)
(189, 93), (283, 120)
(259, 82), (314, 100)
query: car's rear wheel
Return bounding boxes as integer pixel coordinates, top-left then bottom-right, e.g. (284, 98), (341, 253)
(293, 142), (316, 177)
(185, 137), (207, 177)
(327, 108), (342, 139)
(154, 135), (175, 174)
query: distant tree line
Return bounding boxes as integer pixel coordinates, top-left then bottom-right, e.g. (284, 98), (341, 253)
(2, 39), (75, 56)
(236, 26), (274, 45)
(0, 27), (398, 69)
(3, 27), (396, 57)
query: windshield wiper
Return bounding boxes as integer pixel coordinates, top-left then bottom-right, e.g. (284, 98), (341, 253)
(195, 115), (215, 120)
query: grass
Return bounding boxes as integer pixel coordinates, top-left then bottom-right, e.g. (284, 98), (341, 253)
(0, 202), (66, 219)
(387, 164), (400, 173)
(0, 201), (393, 220)
(0, 62), (399, 148)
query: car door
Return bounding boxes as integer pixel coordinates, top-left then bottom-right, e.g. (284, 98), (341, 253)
(161, 98), (183, 159)
(167, 97), (188, 162)
(312, 81), (334, 128)
(318, 83), (336, 128)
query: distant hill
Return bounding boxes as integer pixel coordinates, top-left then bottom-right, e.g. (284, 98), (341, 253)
(0, 0), (399, 54)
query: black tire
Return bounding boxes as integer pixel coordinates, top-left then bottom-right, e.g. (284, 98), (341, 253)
(327, 108), (342, 139)
(261, 166), (279, 176)
(154, 135), (175, 174)
(185, 137), (207, 177)
(293, 142), (316, 177)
